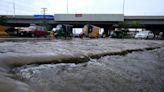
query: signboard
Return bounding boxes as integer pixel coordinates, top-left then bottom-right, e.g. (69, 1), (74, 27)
(33, 15), (54, 19)
(54, 14), (124, 22)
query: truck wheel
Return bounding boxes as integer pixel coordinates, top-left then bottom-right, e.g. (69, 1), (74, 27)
(31, 33), (35, 37)
(20, 32), (24, 36)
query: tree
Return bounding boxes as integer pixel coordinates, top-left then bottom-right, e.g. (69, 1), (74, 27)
(120, 22), (129, 31)
(0, 16), (8, 26)
(131, 21), (142, 31)
(38, 21), (51, 31)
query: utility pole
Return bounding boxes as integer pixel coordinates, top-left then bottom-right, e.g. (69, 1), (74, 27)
(41, 8), (50, 31)
(41, 8), (47, 19)
(12, 0), (15, 17)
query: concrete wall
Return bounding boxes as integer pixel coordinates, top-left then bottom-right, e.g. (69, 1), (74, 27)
(54, 14), (124, 22)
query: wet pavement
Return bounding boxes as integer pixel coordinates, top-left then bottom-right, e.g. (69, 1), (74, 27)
(0, 38), (49, 42)
(0, 38), (164, 92)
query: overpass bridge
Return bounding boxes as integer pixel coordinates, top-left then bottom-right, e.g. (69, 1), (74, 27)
(1, 14), (164, 31)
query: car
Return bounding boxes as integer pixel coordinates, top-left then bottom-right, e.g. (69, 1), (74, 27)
(135, 31), (154, 39)
(18, 25), (48, 37)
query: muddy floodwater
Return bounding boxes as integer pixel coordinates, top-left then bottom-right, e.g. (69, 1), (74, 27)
(14, 47), (164, 92)
(0, 39), (164, 92)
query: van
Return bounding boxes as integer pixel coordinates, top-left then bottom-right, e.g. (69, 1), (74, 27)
(135, 31), (154, 39)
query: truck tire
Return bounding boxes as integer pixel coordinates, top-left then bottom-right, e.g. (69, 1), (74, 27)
(31, 33), (35, 37)
(20, 32), (24, 36)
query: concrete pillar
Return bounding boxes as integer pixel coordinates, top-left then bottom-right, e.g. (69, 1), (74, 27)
(103, 27), (109, 37)
(102, 25), (114, 37)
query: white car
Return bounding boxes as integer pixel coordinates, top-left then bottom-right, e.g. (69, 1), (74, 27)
(135, 31), (154, 39)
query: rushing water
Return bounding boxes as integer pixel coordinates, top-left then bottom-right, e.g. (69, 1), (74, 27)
(13, 47), (164, 92)
(0, 39), (164, 92)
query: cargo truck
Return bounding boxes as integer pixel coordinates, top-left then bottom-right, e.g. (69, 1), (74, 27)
(80, 24), (100, 38)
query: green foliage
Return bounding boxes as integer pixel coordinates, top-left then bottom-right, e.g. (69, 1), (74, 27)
(120, 22), (129, 29)
(131, 21), (142, 28)
(0, 16), (8, 25)
(38, 21), (51, 31)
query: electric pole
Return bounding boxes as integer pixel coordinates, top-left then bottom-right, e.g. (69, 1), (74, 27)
(41, 8), (50, 31)
(41, 8), (47, 19)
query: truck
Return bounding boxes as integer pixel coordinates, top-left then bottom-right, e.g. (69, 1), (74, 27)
(80, 24), (100, 38)
(0, 25), (9, 37)
(0, 25), (17, 37)
(53, 24), (73, 39)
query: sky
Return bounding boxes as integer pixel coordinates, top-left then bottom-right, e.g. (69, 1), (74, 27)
(0, 0), (164, 16)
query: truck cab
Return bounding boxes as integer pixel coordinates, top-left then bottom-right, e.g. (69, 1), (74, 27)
(54, 24), (73, 39)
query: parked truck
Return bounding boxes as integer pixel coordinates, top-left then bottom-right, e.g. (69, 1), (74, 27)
(0, 25), (9, 37)
(80, 24), (100, 38)
(0, 25), (17, 37)
(53, 24), (73, 39)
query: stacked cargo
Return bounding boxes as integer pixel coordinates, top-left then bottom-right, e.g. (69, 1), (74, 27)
(0, 25), (9, 37)
(80, 25), (100, 38)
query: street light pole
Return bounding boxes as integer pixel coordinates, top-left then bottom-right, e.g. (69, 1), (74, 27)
(12, 0), (15, 17)
(122, 0), (125, 14)
(67, 0), (68, 13)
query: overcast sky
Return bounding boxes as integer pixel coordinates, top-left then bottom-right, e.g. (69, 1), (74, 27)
(0, 0), (164, 15)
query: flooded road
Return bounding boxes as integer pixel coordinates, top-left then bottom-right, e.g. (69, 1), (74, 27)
(14, 47), (164, 92)
(0, 39), (164, 92)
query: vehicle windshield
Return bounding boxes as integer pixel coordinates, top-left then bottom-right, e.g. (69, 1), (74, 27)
(29, 26), (37, 30)
(56, 25), (62, 30)
(137, 31), (149, 34)
(37, 26), (46, 31)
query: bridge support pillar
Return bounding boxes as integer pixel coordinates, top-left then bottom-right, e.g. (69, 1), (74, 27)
(103, 27), (109, 37)
(102, 25), (114, 37)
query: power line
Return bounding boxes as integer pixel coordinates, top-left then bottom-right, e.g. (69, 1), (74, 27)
(0, 1), (42, 15)
(0, 9), (13, 13)
(14, 1), (37, 10)
(0, 0), (39, 13)
(0, 0), (54, 15)
(0, 0), (36, 9)
(16, 9), (40, 13)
